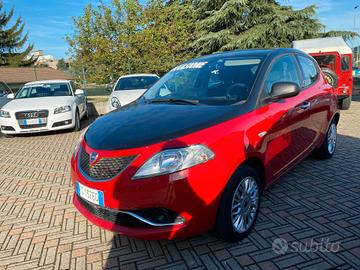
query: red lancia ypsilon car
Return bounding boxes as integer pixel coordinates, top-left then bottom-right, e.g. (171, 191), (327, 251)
(71, 49), (339, 241)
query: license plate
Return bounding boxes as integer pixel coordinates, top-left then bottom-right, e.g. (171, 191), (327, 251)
(20, 118), (47, 125)
(76, 181), (104, 206)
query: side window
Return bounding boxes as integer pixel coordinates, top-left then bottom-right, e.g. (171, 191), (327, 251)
(264, 55), (301, 94)
(297, 55), (319, 88)
(341, 56), (350, 71)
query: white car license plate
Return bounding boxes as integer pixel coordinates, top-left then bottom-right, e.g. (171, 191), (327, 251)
(76, 181), (104, 206)
(21, 118), (47, 125)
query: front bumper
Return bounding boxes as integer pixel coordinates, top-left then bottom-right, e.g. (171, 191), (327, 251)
(0, 111), (75, 134)
(71, 140), (233, 239)
(73, 194), (187, 240)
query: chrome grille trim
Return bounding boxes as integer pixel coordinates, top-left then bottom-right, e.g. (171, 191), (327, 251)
(15, 110), (49, 120)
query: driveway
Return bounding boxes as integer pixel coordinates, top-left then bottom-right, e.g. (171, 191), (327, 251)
(0, 100), (360, 270)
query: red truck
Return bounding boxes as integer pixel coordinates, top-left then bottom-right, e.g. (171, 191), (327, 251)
(293, 37), (353, 109)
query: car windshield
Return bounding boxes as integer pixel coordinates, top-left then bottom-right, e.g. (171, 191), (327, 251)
(144, 57), (263, 105)
(15, 83), (72, 99)
(115, 76), (159, 91)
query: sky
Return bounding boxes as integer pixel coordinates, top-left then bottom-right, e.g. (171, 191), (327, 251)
(3, 0), (360, 59)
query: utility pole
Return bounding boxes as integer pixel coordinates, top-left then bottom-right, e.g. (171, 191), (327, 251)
(82, 67), (87, 89)
(354, 6), (359, 67)
(33, 66), (38, 80)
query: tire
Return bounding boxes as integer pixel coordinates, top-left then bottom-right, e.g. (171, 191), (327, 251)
(321, 68), (338, 89)
(314, 120), (337, 159)
(339, 96), (351, 110)
(83, 103), (89, 120)
(215, 165), (262, 242)
(72, 110), (81, 132)
(3, 134), (13, 138)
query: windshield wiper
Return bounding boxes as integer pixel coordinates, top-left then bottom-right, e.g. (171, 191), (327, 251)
(147, 98), (200, 105)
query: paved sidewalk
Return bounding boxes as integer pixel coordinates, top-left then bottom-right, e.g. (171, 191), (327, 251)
(0, 101), (360, 270)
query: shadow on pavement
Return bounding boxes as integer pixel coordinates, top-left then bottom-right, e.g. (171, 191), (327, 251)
(101, 131), (360, 269)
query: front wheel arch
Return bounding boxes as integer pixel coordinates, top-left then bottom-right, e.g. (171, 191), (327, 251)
(241, 157), (266, 191)
(332, 113), (340, 126)
(214, 163), (262, 241)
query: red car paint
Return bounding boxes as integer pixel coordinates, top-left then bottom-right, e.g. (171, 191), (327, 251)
(71, 72), (338, 240)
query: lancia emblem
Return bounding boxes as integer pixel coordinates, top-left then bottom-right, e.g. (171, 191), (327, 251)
(89, 152), (99, 165)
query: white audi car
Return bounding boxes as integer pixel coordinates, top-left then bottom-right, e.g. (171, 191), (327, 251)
(107, 74), (159, 112)
(0, 80), (88, 137)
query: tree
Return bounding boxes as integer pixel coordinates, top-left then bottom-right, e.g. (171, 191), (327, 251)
(67, 0), (195, 83)
(321, 30), (359, 41)
(138, 0), (196, 75)
(192, 0), (323, 55)
(57, 58), (69, 70)
(0, 1), (35, 66)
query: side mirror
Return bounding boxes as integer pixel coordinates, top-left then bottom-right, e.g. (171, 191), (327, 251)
(75, 89), (84, 96)
(7, 93), (15, 99)
(270, 82), (300, 100)
(106, 84), (113, 92)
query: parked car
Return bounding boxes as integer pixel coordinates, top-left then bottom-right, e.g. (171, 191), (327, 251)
(71, 49), (339, 241)
(353, 67), (360, 77)
(292, 37), (353, 110)
(106, 74), (159, 112)
(0, 81), (13, 109)
(0, 80), (88, 136)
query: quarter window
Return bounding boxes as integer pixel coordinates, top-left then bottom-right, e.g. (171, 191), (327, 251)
(297, 55), (319, 87)
(264, 55), (301, 94)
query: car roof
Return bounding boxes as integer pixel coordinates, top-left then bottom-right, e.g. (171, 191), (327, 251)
(185, 48), (299, 63)
(25, 80), (71, 85)
(120, 74), (159, 79)
(292, 37), (352, 55)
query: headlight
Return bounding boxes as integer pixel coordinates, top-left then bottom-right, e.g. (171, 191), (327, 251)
(133, 145), (215, 179)
(0, 110), (10, 118)
(111, 97), (121, 108)
(54, 105), (71, 114)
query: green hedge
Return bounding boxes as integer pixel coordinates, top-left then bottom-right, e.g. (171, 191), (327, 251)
(84, 87), (110, 96)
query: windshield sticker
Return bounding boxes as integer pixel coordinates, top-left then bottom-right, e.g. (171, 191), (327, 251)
(172, 62), (208, 72)
(25, 84), (44, 88)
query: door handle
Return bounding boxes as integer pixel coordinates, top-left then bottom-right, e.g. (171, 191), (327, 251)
(299, 101), (311, 110)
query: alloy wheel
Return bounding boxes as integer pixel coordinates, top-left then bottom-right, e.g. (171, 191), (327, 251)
(231, 176), (259, 233)
(327, 123), (337, 154)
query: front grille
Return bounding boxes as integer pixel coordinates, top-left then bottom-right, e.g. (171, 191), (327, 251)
(77, 195), (148, 227)
(79, 147), (136, 180)
(19, 123), (47, 129)
(15, 110), (49, 120)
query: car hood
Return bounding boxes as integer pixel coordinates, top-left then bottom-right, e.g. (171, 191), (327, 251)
(3, 96), (74, 111)
(111, 89), (147, 106)
(85, 102), (246, 150)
